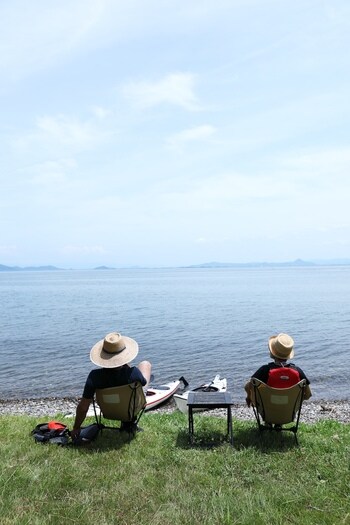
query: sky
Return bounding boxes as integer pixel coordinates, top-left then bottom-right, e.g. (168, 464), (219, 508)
(1, 0), (350, 268)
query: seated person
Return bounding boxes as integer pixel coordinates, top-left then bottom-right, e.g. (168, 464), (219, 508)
(71, 331), (151, 439)
(244, 333), (312, 407)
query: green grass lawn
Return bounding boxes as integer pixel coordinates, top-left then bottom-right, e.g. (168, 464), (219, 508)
(0, 412), (349, 525)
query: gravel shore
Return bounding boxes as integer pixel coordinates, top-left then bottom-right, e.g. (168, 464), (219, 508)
(1, 397), (349, 423)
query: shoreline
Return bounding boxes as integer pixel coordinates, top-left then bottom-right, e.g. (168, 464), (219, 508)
(1, 397), (349, 423)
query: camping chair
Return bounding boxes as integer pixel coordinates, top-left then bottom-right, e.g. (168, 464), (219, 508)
(250, 378), (306, 445)
(93, 382), (146, 439)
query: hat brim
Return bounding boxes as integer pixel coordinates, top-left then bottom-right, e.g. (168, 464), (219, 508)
(269, 335), (294, 360)
(90, 335), (139, 368)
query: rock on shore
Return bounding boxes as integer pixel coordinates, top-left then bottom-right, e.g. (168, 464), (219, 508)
(0, 397), (349, 423)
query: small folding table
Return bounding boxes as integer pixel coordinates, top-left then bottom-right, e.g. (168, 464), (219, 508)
(187, 391), (234, 445)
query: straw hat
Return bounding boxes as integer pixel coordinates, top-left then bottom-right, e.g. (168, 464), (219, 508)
(268, 333), (294, 360)
(90, 332), (139, 368)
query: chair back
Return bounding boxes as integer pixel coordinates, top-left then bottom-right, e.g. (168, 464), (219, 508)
(251, 378), (306, 425)
(95, 382), (146, 423)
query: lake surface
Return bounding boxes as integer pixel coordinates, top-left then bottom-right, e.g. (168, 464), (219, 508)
(0, 267), (349, 401)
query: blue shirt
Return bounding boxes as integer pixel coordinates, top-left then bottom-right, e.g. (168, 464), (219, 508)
(82, 365), (146, 399)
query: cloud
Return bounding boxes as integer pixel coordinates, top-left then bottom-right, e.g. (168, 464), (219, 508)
(36, 115), (99, 147)
(166, 125), (216, 148)
(129, 143), (350, 246)
(26, 158), (77, 186)
(154, 172), (295, 215)
(195, 237), (208, 244)
(90, 106), (112, 119)
(0, 0), (107, 83)
(0, 0), (242, 86)
(12, 113), (111, 158)
(278, 147), (350, 175)
(122, 73), (200, 110)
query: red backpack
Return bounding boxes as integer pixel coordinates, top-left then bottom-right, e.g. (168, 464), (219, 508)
(267, 366), (300, 388)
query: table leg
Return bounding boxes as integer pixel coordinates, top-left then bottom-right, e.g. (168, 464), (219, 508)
(227, 406), (233, 445)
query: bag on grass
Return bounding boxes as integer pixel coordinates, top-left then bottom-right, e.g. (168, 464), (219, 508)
(31, 421), (70, 446)
(72, 423), (100, 445)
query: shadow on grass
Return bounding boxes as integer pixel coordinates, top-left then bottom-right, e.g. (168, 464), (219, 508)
(175, 428), (234, 450)
(232, 422), (300, 451)
(175, 422), (300, 452)
(68, 427), (143, 453)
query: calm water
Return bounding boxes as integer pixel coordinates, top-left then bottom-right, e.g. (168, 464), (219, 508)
(0, 267), (349, 401)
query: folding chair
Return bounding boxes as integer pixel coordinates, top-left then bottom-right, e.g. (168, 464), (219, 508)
(93, 382), (146, 439)
(250, 378), (306, 445)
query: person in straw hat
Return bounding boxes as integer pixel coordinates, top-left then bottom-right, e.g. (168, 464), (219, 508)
(244, 333), (312, 407)
(72, 332), (151, 438)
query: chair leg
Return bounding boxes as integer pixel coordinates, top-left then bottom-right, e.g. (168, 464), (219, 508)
(188, 407), (194, 445)
(227, 407), (233, 446)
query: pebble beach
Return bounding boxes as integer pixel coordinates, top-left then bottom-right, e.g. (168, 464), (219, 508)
(1, 397), (349, 424)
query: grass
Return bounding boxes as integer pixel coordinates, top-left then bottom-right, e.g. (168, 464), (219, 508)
(0, 412), (349, 525)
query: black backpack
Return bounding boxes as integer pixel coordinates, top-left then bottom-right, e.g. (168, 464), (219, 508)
(31, 421), (70, 446)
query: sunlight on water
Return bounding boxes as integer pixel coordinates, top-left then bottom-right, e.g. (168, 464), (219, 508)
(0, 267), (349, 401)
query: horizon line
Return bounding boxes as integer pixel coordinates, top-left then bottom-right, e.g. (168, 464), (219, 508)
(2, 258), (350, 271)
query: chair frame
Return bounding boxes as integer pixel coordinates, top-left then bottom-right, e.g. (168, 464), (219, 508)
(250, 378), (306, 445)
(93, 381), (146, 438)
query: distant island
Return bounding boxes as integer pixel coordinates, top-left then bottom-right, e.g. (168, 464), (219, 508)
(185, 258), (316, 268)
(1, 259), (350, 272)
(0, 264), (63, 272)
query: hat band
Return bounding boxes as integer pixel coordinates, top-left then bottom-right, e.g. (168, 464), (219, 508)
(103, 344), (126, 354)
(275, 351), (288, 359)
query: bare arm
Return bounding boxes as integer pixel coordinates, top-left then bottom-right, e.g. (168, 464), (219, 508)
(304, 384), (312, 400)
(71, 397), (92, 438)
(244, 380), (253, 407)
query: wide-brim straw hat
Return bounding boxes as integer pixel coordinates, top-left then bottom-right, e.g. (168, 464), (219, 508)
(268, 333), (295, 360)
(90, 332), (139, 368)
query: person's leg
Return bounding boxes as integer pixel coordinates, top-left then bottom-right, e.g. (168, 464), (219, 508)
(138, 360), (152, 387)
(120, 361), (152, 434)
